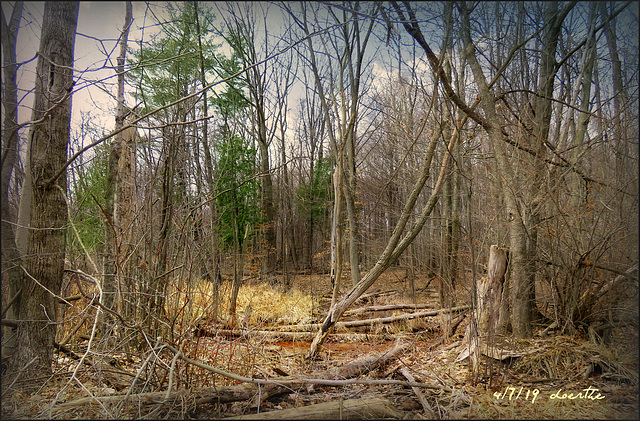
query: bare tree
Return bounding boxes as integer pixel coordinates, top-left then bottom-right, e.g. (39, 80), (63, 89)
(5, 1), (79, 382)
(103, 0), (133, 336)
(0, 0), (24, 367)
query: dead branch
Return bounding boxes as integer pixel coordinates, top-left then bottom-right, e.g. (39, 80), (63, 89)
(197, 328), (390, 342)
(224, 396), (407, 420)
(52, 341), (436, 416)
(0, 288), (21, 319)
(56, 294), (84, 304)
(321, 341), (411, 380)
(344, 302), (436, 316)
(400, 367), (434, 418)
(273, 305), (470, 332)
(53, 342), (83, 361)
(356, 289), (401, 302)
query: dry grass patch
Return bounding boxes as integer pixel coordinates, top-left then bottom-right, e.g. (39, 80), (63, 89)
(230, 281), (315, 326)
(512, 335), (638, 385)
(164, 279), (315, 331)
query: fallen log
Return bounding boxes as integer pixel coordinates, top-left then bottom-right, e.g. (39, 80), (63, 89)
(225, 397), (407, 420)
(344, 302), (436, 316)
(53, 341), (414, 416)
(356, 289), (400, 302)
(273, 305), (470, 332)
(197, 328), (390, 342)
(322, 341), (410, 379)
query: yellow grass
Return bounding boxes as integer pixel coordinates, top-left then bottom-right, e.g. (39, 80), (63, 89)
(165, 279), (315, 329)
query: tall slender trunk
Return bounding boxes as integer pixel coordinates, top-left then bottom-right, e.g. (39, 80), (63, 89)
(193, 1), (221, 318)
(600, 2), (635, 232)
(103, 0), (133, 333)
(1, 0), (24, 365)
(7, 1), (79, 381)
(330, 155), (345, 308)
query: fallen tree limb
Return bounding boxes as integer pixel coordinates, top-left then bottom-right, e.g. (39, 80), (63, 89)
(52, 341), (426, 416)
(400, 367), (434, 418)
(580, 261), (639, 281)
(197, 328), (390, 342)
(273, 305), (470, 332)
(225, 396), (407, 420)
(356, 289), (400, 302)
(344, 302), (436, 316)
(322, 341), (411, 380)
(53, 341), (83, 361)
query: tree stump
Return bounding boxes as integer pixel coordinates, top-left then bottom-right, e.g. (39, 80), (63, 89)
(457, 245), (508, 372)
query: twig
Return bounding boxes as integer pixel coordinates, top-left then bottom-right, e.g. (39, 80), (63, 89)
(400, 366), (435, 418)
(116, 341), (165, 414)
(1, 357), (38, 398)
(0, 289), (22, 319)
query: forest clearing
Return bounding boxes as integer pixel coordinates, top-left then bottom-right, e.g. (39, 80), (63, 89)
(1, 1), (638, 419)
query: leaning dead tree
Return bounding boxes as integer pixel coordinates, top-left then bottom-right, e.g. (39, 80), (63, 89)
(303, 64), (464, 357)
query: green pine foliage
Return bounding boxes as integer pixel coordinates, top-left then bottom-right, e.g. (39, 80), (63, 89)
(296, 157), (333, 222)
(69, 142), (110, 253)
(127, 2), (219, 110)
(214, 134), (260, 250)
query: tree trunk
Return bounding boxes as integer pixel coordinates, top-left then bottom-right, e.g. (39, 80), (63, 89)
(151, 125), (176, 335)
(102, 0), (133, 335)
(306, 117), (454, 359)
(478, 246), (508, 334)
(521, 2), (574, 335)
(229, 224), (250, 317)
(1, 1), (24, 366)
(454, 1), (574, 339)
(329, 156), (345, 308)
(0, 1), (23, 360)
(193, 1), (222, 318)
(457, 245), (508, 373)
(6, 1), (79, 382)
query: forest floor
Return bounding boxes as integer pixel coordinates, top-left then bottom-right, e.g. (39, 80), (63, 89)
(1, 269), (638, 419)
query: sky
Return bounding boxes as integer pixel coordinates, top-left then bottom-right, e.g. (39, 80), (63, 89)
(4, 1), (412, 171)
(4, 1), (638, 159)
(5, 2), (287, 141)
(7, 2), (145, 139)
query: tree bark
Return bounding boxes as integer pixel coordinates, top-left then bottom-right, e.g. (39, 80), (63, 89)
(457, 245), (508, 373)
(6, 1), (79, 382)
(0, 0), (24, 366)
(103, 0), (133, 334)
